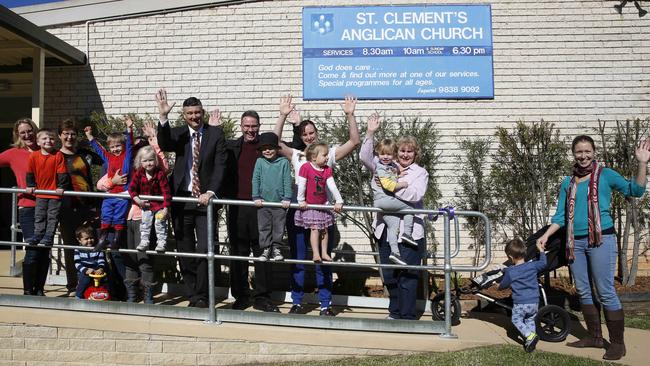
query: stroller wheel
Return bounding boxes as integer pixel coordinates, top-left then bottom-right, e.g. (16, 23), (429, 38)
(431, 293), (461, 325)
(536, 304), (571, 342)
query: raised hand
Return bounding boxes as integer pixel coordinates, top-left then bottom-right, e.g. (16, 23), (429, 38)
(279, 94), (295, 117)
(84, 126), (94, 140)
(341, 94), (357, 116)
(635, 138), (650, 164)
(367, 112), (380, 134)
(208, 109), (222, 127)
(142, 119), (157, 139)
(124, 116), (134, 130)
(155, 88), (176, 118)
(287, 109), (301, 126)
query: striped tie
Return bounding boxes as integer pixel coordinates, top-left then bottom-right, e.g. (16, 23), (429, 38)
(191, 132), (201, 197)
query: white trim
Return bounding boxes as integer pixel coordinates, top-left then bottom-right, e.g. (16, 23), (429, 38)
(13, 0), (261, 27)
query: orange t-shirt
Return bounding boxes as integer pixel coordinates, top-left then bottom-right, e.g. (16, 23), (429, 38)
(27, 150), (67, 199)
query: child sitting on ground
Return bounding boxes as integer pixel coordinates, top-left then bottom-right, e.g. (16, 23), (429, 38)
(25, 128), (69, 246)
(371, 138), (417, 265)
(74, 225), (107, 299)
(498, 238), (547, 353)
(85, 117), (134, 250)
(252, 132), (292, 261)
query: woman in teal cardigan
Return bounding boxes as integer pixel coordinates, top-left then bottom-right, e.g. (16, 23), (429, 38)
(537, 135), (650, 360)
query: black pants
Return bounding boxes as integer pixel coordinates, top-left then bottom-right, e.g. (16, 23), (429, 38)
(228, 205), (273, 302)
(20, 207), (50, 294)
(172, 194), (217, 304)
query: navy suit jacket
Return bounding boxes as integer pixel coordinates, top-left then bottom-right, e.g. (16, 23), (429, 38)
(157, 122), (226, 196)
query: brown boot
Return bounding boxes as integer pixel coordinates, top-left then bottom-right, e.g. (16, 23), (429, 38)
(567, 304), (604, 348)
(603, 309), (626, 360)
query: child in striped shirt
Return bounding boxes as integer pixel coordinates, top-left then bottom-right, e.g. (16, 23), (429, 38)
(73, 225), (107, 299)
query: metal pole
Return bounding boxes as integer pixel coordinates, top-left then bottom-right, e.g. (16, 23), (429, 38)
(206, 198), (217, 324)
(440, 211), (457, 338)
(9, 190), (19, 276)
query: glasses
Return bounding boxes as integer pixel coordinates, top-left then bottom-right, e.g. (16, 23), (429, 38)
(241, 124), (260, 131)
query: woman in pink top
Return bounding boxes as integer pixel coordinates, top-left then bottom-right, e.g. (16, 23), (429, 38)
(0, 118), (49, 296)
(359, 113), (429, 320)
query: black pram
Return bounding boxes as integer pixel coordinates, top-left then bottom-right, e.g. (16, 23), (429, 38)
(431, 225), (572, 342)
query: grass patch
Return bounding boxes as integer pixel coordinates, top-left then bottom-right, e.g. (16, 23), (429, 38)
(626, 313), (650, 330)
(270, 345), (614, 366)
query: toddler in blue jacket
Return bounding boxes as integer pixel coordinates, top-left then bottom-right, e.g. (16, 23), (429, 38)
(499, 238), (547, 353)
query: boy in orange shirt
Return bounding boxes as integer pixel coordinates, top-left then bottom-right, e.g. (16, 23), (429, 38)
(26, 128), (69, 246)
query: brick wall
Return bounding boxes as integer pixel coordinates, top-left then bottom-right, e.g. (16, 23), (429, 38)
(38, 0), (650, 271)
(0, 323), (402, 365)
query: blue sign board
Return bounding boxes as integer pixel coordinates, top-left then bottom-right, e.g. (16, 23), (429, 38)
(303, 5), (494, 100)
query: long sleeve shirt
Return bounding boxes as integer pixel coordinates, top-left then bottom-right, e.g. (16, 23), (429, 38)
(89, 132), (132, 193)
(360, 137), (428, 240)
(551, 168), (646, 236)
(252, 156), (292, 202)
(128, 167), (172, 211)
(499, 252), (547, 304)
(26, 150), (69, 199)
(0, 147), (36, 207)
(74, 249), (106, 273)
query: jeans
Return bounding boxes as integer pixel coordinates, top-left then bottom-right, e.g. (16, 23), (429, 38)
(378, 229), (424, 320)
(34, 198), (61, 242)
(570, 234), (621, 311)
(288, 209), (333, 309)
(20, 207), (51, 294)
(140, 209), (168, 248)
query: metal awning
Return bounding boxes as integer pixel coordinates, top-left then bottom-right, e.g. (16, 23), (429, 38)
(0, 5), (85, 67)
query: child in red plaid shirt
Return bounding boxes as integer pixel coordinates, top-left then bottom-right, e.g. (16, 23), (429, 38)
(128, 146), (172, 252)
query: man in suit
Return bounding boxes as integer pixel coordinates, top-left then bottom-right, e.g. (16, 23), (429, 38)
(156, 88), (226, 308)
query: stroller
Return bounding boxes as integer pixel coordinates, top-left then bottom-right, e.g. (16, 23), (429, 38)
(431, 225), (571, 342)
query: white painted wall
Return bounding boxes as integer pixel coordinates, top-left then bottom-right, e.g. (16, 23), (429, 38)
(37, 0), (650, 271)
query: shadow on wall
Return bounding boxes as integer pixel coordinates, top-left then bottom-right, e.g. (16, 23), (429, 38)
(44, 62), (104, 125)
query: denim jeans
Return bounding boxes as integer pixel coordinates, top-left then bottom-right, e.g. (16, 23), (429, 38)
(569, 234), (621, 311)
(288, 209), (333, 309)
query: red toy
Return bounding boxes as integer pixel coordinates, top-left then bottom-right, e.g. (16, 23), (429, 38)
(83, 273), (111, 301)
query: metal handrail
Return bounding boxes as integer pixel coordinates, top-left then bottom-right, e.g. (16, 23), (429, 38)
(0, 186), (492, 337)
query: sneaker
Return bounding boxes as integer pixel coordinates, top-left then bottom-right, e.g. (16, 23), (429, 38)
(525, 332), (539, 353)
(258, 247), (271, 262)
(288, 304), (304, 314)
(319, 307), (335, 317)
(385, 315), (397, 320)
(401, 234), (418, 247)
(136, 241), (149, 252)
(154, 243), (166, 253)
(388, 252), (407, 265)
(271, 246), (284, 261)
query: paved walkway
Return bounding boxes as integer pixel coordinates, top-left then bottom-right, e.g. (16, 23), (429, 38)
(1, 250), (648, 365)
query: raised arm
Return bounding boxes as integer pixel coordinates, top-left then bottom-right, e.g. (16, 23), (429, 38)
(359, 112), (379, 171)
(155, 88), (176, 151)
(273, 94), (294, 139)
(634, 137), (650, 187)
(334, 95), (361, 161)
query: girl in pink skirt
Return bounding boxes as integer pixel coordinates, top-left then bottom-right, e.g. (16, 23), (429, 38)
(295, 143), (344, 262)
